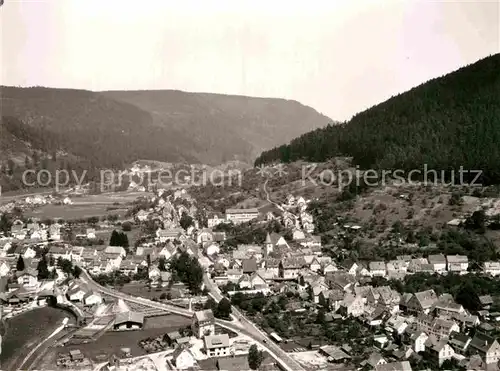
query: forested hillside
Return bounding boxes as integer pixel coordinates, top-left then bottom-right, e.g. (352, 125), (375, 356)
(255, 54), (500, 184)
(0, 86), (331, 169)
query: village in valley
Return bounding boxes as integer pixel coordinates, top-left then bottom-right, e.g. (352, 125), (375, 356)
(1, 162), (500, 371)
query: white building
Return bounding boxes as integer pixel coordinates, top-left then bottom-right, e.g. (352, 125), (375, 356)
(446, 255), (469, 274)
(428, 254), (447, 274)
(225, 208), (259, 224)
(204, 334), (231, 357)
(172, 346), (197, 370)
(369, 261), (387, 277)
(483, 262), (500, 276)
(207, 213), (225, 228)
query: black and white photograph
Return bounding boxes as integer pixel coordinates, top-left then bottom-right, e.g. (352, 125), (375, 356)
(0, 0), (499, 370)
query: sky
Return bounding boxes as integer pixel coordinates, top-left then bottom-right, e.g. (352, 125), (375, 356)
(1, 0), (499, 121)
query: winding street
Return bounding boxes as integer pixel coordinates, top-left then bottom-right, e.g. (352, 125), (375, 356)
(263, 178), (285, 212)
(79, 268), (305, 371)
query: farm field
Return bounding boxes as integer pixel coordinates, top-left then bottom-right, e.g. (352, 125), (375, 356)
(118, 282), (170, 300)
(22, 191), (146, 220)
(54, 315), (191, 362)
(0, 306), (76, 371)
(25, 204), (128, 220)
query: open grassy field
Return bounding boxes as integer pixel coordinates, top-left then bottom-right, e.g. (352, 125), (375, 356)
(0, 306), (76, 371)
(25, 204), (128, 220)
(118, 282), (170, 300)
(19, 191), (146, 220)
(58, 314), (191, 362)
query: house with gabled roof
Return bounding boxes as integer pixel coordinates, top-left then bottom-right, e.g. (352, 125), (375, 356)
(322, 261), (337, 275)
(483, 261), (500, 276)
(22, 246), (37, 259)
(369, 261), (387, 277)
(113, 311), (144, 330)
(416, 314), (460, 340)
(238, 274), (252, 289)
(446, 255), (469, 274)
(325, 271), (355, 292)
(207, 212), (225, 228)
(104, 246), (127, 257)
(375, 361), (412, 371)
(196, 228), (214, 244)
(366, 352), (386, 368)
(479, 295), (494, 310)
(405, 289), (438, 315)
(217, 356), (250, 371)
(468, 333), (500, 364)
(249, 271), (267, 289)
(67, 284), (87, 302)
(171, 345), (197, 370)
(264, 232), (289, 255)
(204, 333), (231, 357)
(83, 291), (103, 306)
(16, 268), (38, 288)
(242, 258), (258, 275)
(157, 228), (183, 243)
(191, 309), (215, 338)
(0, 260), (10, 277)
(119, 259), (138, 275)
(339, 293), (364, 318)
(279, 257), (305, 279)
(425, 334), (454, 366)
(428, 254), (447, 273)
(48, 245), (72, 261)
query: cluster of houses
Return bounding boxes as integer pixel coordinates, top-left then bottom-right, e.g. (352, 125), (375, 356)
(197, 231), (500, 369)
(349, 254), (471, 279)
(167, 308), (278, 371)
(331, 286), (500, 370)
(1, 220), (64, 245)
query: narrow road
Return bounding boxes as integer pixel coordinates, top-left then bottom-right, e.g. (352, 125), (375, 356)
(79, 268), (305, 371)
(263, 178), (284, 212)
(202, 270), (305, 371)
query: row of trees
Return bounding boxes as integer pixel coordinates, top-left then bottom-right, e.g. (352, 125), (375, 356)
(204, 297), (232, 320)
(15, 253), (81, 280)
(169, 251), (203, 294)
(371, 273), (500, 312)
(109, 230), (130, 254)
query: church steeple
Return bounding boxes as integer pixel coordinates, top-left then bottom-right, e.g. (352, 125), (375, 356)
(265, 232), (273, 256)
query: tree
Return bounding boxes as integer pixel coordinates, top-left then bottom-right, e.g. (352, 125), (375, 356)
(248, 344), (264, 370)
(37, 256), (50, 279)
(0, 214), (12, 235)
(7, 159), (15, 176)
(73, 265), (82, 278)
(122, 222), (132, 232)
(214, 298), (232, 319)
(455, 281), (481, 311)
(16, 255), (25, 271)
(24, 155), (31, 168)
(465, 210), (486, 233)
(180, 212), (194, 230)
(169, 251), (203, 294)
(316, 308), (326, 324)
(57, 258), (74, 275)
(109, 230), (121, 246)
(204, 298), (217, 310)
(158, 257), (167, 272)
